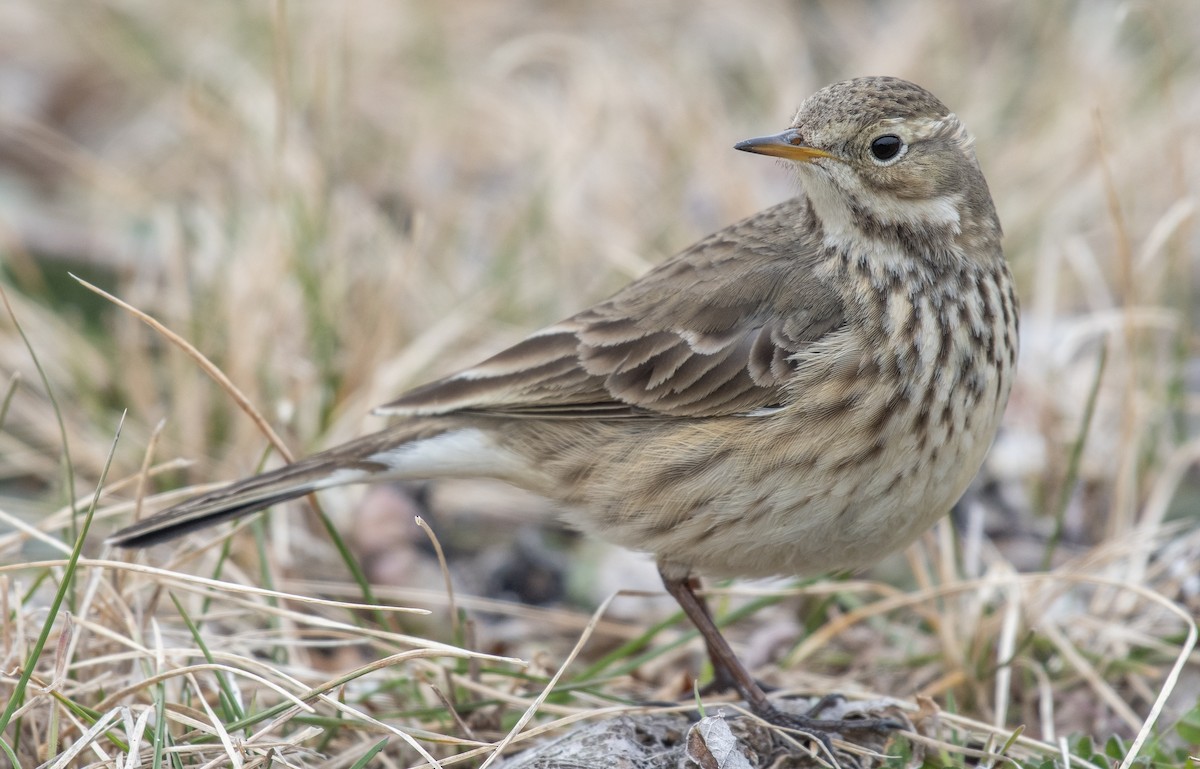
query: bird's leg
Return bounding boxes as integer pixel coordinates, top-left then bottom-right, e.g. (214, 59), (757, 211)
(677, 575), (774, 698)
(657, 566), (901, 740)
(659, 567), (776, 714)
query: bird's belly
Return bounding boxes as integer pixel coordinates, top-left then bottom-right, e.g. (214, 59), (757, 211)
(712, 429), (989, 578)
(562, 372), (1008, 580)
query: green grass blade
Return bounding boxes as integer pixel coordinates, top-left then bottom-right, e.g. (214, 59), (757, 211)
(0, 412), (124, 747)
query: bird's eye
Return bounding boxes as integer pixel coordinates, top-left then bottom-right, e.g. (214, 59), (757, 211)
(869, 134), (904, 163)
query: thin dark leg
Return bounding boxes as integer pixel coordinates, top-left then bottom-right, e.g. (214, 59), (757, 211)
(657, 566), (901, 740)
(682, 575), (765, 697)
(659, 567), (776, 714)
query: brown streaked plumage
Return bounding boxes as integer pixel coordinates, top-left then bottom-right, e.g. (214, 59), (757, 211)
(109, 77), (1017, 746)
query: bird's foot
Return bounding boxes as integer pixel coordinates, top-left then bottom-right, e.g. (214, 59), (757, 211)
(751, 698), (903, 768)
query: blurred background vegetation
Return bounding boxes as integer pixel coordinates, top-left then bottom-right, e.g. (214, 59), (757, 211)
(1, 1), (1199, 767)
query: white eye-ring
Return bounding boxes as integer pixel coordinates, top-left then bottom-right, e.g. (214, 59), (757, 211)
(869, 134), (907, 165)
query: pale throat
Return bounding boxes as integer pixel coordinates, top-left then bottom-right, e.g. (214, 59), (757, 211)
(800, 165), (964, 260)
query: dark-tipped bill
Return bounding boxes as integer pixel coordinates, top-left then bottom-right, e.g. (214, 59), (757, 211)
(734, 129), (832, 162)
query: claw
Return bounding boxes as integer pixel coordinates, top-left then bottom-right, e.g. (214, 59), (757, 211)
(802, 692), (847, 719)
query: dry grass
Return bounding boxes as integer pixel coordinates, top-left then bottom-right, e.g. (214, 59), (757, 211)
(1, 1), (1199, 767)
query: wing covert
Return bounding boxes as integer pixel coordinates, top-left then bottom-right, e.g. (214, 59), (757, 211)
(377, 197), (846, 419)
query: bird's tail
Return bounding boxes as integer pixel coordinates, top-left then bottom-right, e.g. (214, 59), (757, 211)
(107, 420), (460, 548)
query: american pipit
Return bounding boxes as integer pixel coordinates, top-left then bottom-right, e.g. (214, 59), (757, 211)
(110, 76), (1016, 741)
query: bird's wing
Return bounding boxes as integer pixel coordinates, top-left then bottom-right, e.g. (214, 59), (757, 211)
(377, 198), (846, 419)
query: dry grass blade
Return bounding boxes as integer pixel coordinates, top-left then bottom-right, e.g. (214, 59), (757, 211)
(69, 274), (295, 464)
(475, 591), (622, 769)
(1, 559), (429, 618)
(3, 3), (1199, 767)
(43, 706), (121, 769)
(416, 515), (461, 645)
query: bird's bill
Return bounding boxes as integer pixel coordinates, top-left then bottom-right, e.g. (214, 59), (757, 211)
(734, 130), (833, 162)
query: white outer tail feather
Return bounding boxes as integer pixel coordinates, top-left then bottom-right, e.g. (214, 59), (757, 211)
(106, 426), (514, 548)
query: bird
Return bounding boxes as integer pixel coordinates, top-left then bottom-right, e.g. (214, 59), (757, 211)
(109, 76), (1017, 741)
